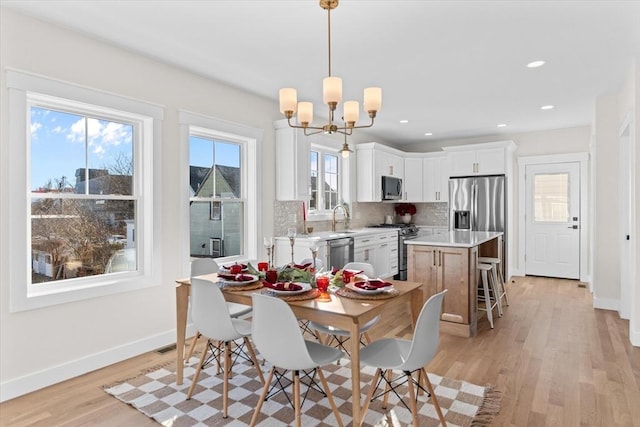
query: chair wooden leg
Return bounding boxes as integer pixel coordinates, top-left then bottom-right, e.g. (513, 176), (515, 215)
(382, 369), (393, 409)
(186, 339), (210, 399)
(222, 342), (231, 418)
(185, 331), (201, 362)
(406, 372), (420, 427)
(250, 367), (275, 427)
(421, 368), (447, 426)
(243, 337), (265, 385)
(363, 331), (373, 344)
(293, 371), (302, 427)
(318, 368), (344, 427)
(362, 368), (381, 421)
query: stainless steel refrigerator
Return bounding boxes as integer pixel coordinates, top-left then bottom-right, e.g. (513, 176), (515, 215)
(449, 174), (506, 277)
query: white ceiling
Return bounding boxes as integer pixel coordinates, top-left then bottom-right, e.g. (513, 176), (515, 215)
(3, 0), (640, 145)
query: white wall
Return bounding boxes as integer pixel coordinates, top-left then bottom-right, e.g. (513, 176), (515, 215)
(0, 8), (279, 400)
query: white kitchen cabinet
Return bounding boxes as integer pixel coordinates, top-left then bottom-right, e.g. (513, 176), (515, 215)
(274, 237), (329, 270)
(356, 142), (406, 202)
(354, 231), (397, 278)
(403, 156), (423, 202)
(274, 120), (310, 201)
(422, 154), (449, 202)
(443, 141), (516, 177)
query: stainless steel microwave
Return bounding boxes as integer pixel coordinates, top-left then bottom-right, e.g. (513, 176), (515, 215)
(382, 175), (403, 200)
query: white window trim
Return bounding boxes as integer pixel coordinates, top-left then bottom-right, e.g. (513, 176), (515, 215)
(178, 110), (262, 277)
(6, 69), (164, 312)
(308, 139), (348, 222)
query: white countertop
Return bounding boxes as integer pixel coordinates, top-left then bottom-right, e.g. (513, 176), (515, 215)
(406, 231), (503, 248)
(275, 227), (397, 242)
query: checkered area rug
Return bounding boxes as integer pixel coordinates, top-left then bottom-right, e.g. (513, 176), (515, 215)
(104, 355), (501, 427)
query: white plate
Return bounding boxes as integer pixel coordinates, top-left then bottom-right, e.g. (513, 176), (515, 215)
(218, 274), (259, 286)
(346, 282), (394, 295)
(266, 282), (312, 295)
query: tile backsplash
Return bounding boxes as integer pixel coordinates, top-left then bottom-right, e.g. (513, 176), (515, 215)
(273, 200), (448, 237)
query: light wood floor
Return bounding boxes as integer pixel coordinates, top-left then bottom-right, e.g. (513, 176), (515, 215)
(1, 276), (639, 426)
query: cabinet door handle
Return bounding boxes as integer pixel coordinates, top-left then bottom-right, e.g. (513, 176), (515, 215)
(438, 250), (442, 267)
(433, 250), (437, 266)
(381, 243), (388, 247)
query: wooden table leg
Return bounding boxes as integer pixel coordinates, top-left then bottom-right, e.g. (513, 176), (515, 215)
(350, 320), (362, 427)
(176, 283), (190, 385)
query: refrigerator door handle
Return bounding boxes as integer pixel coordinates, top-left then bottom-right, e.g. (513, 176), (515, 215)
(471, 182), (478, 231)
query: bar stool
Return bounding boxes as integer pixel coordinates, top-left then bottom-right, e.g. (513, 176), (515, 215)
(478, 256), (509, 315)
(477, 263), (499, 328)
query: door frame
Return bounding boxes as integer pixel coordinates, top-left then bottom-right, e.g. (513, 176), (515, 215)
(518, 153), (590, 284)
(619, 111), (636, 322)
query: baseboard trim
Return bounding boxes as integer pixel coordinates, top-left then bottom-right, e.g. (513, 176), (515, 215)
(0, 324), (197, 403)
(630, 328), (640, 347)
(592, 297), (620, 312)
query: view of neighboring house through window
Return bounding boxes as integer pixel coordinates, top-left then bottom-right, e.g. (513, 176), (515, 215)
(189, 134), (244, 259)
(309, 146), (340, 212)
(30, 105), (137, 282)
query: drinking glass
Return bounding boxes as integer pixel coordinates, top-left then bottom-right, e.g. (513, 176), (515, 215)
(287, 228), (297, 265)
(309, 241), (319, 271)
(263, 237), (273, 267)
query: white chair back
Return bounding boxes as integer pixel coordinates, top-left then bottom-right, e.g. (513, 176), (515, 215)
(190, 277), (239, 342)
(402, 290), (447, 371)
(251, 293), (318, 371)
(343, 262), (375, 278)
(191, 258), (219, 276)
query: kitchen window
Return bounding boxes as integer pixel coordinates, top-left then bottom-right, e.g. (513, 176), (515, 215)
(309, 145), (340, 213)
(180, 112), (260, 268)
(6, 70), (162, 312)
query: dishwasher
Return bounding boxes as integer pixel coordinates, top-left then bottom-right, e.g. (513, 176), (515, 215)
(328, 237), (354, 270)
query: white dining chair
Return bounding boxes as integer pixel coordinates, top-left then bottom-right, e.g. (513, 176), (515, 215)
(185, 258), (252, 363)
(359, 290), (448, 427)
(186, 277), (264, 418)
(249, 293), (345, 427)
(308, 262), (380, 355)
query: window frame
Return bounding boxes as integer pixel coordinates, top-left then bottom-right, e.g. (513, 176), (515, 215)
(179, 111), (261, 275)
(6, 69), (163, 312)
(308, 142), (344, 219)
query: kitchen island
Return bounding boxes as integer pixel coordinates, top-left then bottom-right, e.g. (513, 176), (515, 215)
(407, 231), (504, 337)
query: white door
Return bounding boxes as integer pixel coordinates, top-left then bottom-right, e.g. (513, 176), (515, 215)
(525, 162), (580, 279)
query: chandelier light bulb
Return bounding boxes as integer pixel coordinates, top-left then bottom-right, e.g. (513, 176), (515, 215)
(343, 101), (359, 123)
(279, 88), (297, 114)
(323, 76), (343, 105)
(297, 102), (313, 125)
(364, 87), (382, 112)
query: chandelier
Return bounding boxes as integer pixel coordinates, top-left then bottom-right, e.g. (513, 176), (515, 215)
(278, 0), (382, 137)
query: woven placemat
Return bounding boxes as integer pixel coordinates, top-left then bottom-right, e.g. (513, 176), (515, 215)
(221, 280), (263, 292)
(260, 288), (320, 301)
(335, 286), (399, 300)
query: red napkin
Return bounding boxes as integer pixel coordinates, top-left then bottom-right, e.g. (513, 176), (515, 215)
(263, 281), (303, 291)
(292, 262), (312, 270)
(218, 273), (254, 282)
(223, 263), (247, 270)
(354, 279), (392, 290)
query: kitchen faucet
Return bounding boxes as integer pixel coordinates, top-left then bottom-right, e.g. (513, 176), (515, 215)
(332, 204), (350, 232)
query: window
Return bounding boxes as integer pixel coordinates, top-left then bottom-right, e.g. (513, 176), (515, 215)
(309, 145), (340, 212)
(179, 111), (260, 269)
(7, 70), (162, 311)
(189, 132), (244, 259)
(533, 173), (570, 222)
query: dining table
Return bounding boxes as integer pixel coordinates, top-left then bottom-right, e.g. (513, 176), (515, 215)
(174, 273), (424, 427)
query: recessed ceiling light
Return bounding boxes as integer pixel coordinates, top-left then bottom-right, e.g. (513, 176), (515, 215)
(497, 124), (507, 128)
(399, 119), (409, 124)
(424, 132), (433, 136)
(527, 60), (546, 68)
(541, 105), (555, 110)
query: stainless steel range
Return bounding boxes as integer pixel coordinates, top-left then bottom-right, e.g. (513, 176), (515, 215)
(369, 223), (418, 280)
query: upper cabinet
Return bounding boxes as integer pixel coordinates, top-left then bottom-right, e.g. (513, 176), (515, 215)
(356, 143), (405, 202)
(423, 154), (449, 202)
(403, 156), (423, 202)
(443, 141), (516, 177)
(275, 120), (310, 201)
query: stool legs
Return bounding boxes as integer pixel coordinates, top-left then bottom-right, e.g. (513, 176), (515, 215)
(478, 268), (494, 328)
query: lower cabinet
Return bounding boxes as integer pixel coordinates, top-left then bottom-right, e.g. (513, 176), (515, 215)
(407, 244), (477, 332)
(354, 231), (398, 278)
